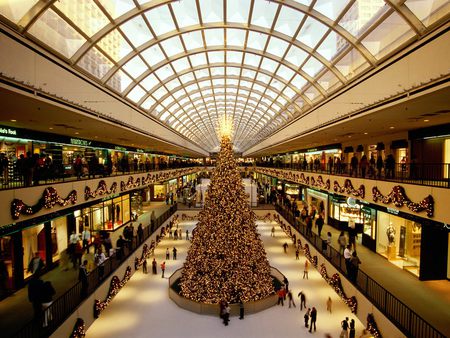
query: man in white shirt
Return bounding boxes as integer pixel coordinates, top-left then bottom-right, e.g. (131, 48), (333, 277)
(343, 245), (353, 278)
(81, 228), (91, 251)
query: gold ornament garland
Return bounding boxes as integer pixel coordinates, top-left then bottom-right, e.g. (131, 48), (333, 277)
(372, 186), (434, 217)
(84, 180), (117, 200)
(11, 188), (77, 220)
(94, 266), (132, 318)
(333, 179), (365, 198)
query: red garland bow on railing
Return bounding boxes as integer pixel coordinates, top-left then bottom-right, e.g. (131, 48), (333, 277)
(319, 263), (358, 314)
(333, 179), (365, 198)
(94, 266), (132, 318)
(366, 313), (382, 338)
(372, 186), (434, 217)
(70, 318), (86, 338)
(11, 188), (77, 220)
(84, 180), (117, 200)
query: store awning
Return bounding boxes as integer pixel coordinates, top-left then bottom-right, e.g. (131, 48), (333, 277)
(390, 139), (409, 149)
(344, 146), (354, 153)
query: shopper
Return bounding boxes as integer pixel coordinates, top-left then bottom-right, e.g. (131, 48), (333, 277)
(304, 308), (310, 328)
(172, 247), (177, 260)
(28, 275), (44, 320)
(94, 247), (106, 280)
(137, 223), (144, 244)
(282, 242), (288, 253)
(166, 248), (170, 260)
(239, 299), (244, 320)
(81, 227), (91, 251)
(340, 317), (349, 338)
(277, 288), (285, 306)
(142, 258), (148, 274)
(298, 291), (306, 310)
(116, 236), (125, 260)
(316, 214), (324, 237)
(309, 307), (317, 332)
(295, 248), (300, 260)
(79, 260), (89, 299)
(303, 259), (309, 279)
(338, 231), (347, 254)
(349, 319), (356, 338)
(152, 258), (157, 275)
(271, 225), (275, 237)
(287, 290), (296, 308)
(186, 229), (189, 240)
(161, 261), (166, 278)
(326, 296), (332, 313)
(223, 303), (230, 326)
(41, 280), (55, 327)
(344, 245), (353, 276)
(350, 251), (362, 282)
(27, 252), (44, 276)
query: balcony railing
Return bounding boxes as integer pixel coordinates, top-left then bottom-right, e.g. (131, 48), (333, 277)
(0, 163), (204, 191)
(11, 204), (178, 338)
(255, 162), (450, 188)
(275, 204), (445, 338)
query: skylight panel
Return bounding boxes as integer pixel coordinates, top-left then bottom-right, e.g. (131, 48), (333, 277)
(208, 51), (224, 63)
(179, 72), (196, 84)
(195, 68), (210, 79)
(303, 56), (324, 77)
(266, 37), (289, 58)
(242, 68), (256, 79)
(0, 0), (39, 23)
(140, 74), (159, 91)
(182, 31), (204, 51)
(165, 78), (182, 91)
(171, 0), (199, 28)
(154, 66), (174, 80)
(285, 45), (308, 67)
(77, 47), (114, 79)
(171, 57), (191, 73)
(274, 5), (303, 37)
(160, 36), (184, 58)
(276, 65), (295, 81)
(260, 57), (279, 73)
(297, 17), (328, 49)
(226, 0), (251, 23)
(152, 86), (168, 100)
(190, 53), (208, 67)
(247, 31), (268, 51)
(127, 85), (146, 103)
(97, 0), (134, 19)
(283, 86), (297, 99)
(204, 28), (224, 46)
(141, 45), (166, 66)
(251, 0), (278, 29)
(97, 29), (132, 62)
(145, 5), (176, 36)
(313, 0), (351, 22)
(106, 70), (132, 92)
(243, 53), (262, 67)
(123, 56), (148, 78)
(28, 9), (86, 58)
(227, 67), (241, 76)
(256, 72), (271, 84)
(160, 111), (170, 121)
(199, 0), (223, 24)
(141, 96), (156, 110)
(291, 74), (307, 90)
(316, 31), (342, 61)
(121, 15), (152, 48)
(226, 51), (243, 63)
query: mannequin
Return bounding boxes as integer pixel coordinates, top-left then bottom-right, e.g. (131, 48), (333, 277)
(386, 223), (396, 245)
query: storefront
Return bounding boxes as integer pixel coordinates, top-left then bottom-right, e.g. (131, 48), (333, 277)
(74, 194), (131, 232)
(376, 210), (422, 277)
(306, 188), (328, 220)
(328, 195), (363, 231)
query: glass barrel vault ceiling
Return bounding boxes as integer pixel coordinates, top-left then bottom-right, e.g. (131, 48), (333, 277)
(0, 0), (448, 152)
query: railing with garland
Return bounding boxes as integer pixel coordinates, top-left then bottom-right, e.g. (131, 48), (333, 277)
(274, 204), (445, 338)
(11, 204), (178, 338)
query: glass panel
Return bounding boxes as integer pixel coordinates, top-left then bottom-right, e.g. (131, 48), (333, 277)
(227, 67), (241, 76)
(171, 0), (199, 28)
(140, 73), (159, 91)
(405, 0), (449, 27)
(304, 86), (322, 102)
(171, 57), (191, 72)
(247, 31), (268, 51)
(141, 96), (156, 109)
(55, 0), (109, 37)
(283, 86), (297, 99)
(317, 70), (341, 91)
(274, 5), (303, 36)
(276, 65), (295, 81)
(141, 45), (166, 66)
(317, 30), (346, 61)
(97, 0), (135, 19)
(199, 0), (223, 24)
(127, 85), (146, 102)
(28, 9), (86, 58)
(303, 56), (324, 77)
(260, 57), (278, 73)
(243, 53), (261, 67)
(226, 28), (246, 46)
(211, 67), (225, 75)
(182, 31), (204, 50)
(106, 69), (132, 92)
(251, 0), (278, 29)
(97, 29), (132, 62)
(256, 72), (271, 84)
(297, 16), (328, 49)
(335, 48), (368, 79)
(154, 66), (174, 80)
(339, 0), (386, 37)
(151, 86), (168, 100)
(160, 111), (170, 121)
(313, 0), (351, 21)
(361, 11), (415, 59)
(266, 37), (289, 57)
(179, 72), (195, 84)
(241, 68), (256, 79)
(0, 0), (38, 23)
(165, 78), (181, 91)
(204, 28), (224, 46)
(226, 51), (243, 63)
(122, 55), (148, 78)
(121, 15), (152, 48)
(284, 45), (308, 67)
(77, 47), (114, 79)
(190, 53), (207, 67)
(227, 0), (250, 24)
(195, 68), (209, 78)
(145, 5), (176, 36)
(208, 51), (224, 63)
(160, 36), (184, 57)
(291, 74), (307, 90)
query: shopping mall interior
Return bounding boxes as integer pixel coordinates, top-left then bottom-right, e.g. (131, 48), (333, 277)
(0, 1), (449, 337)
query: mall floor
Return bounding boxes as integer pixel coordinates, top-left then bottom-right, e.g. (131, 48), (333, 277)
(86, 219), (366, 338)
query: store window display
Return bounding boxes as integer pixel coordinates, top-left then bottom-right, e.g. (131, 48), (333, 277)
(22, 224), (46, 279)
(376, 212), (421, 277)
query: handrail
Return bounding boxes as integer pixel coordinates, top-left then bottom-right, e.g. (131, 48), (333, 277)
(274, 204), (445, 338)
(254, 163), (450, 188)
(11, 204), (178, 338)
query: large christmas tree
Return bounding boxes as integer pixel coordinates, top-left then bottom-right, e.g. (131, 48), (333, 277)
(180, 135), (274, 304)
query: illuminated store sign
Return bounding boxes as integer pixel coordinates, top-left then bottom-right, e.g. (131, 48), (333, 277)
(0, 127), (17, 136)
(70, 138), (92, 146)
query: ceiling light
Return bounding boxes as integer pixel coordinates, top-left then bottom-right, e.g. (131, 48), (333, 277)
(10, 119), (16, 122)
(364, 132), (368, 135)
(389, 126), (395, 129)
(424, 119), (429, 122)
(49, 127), (53, 130)
(75, 132), (79, 135)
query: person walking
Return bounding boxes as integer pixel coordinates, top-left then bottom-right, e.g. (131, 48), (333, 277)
(287, 290), (296, 308)
(160, 261), (166, 278)
(349, 319), (356, 338)
(326, 296), (332, 313)
(172, 247), (177, 260)
(152, 258), (157, 275)
(309, 307), (317, 332)
(298, 291), (306, 310)
(304, 308), (310, 328)
(79, 260), (89, 299)
(295, 247), (300, 260)
(271, 225), (275, 237)
(94, 248), (106, 280)
(277, 288), (285, 306)
(239, 299), (244, 320)
(223, 303), (230, 326)
(28, 275), (44, 320)
(142, 258), (148, 274)
(282, 242), (288, 253)
(315, 214), (324, 237)
(338, 231), (347, 254)
(344, 245), (353, 276)
(303, 259), (309, 279)
(81, 228), (91, 251)
(350, 251), (362, 282)
(340, 317), (349, 338)
(41, 280), (55, 327)
(165, 248), (170, 260)
(137, 223), (144, 244)
(186, 229), (189, 240)
(28, 252), (44, 276)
